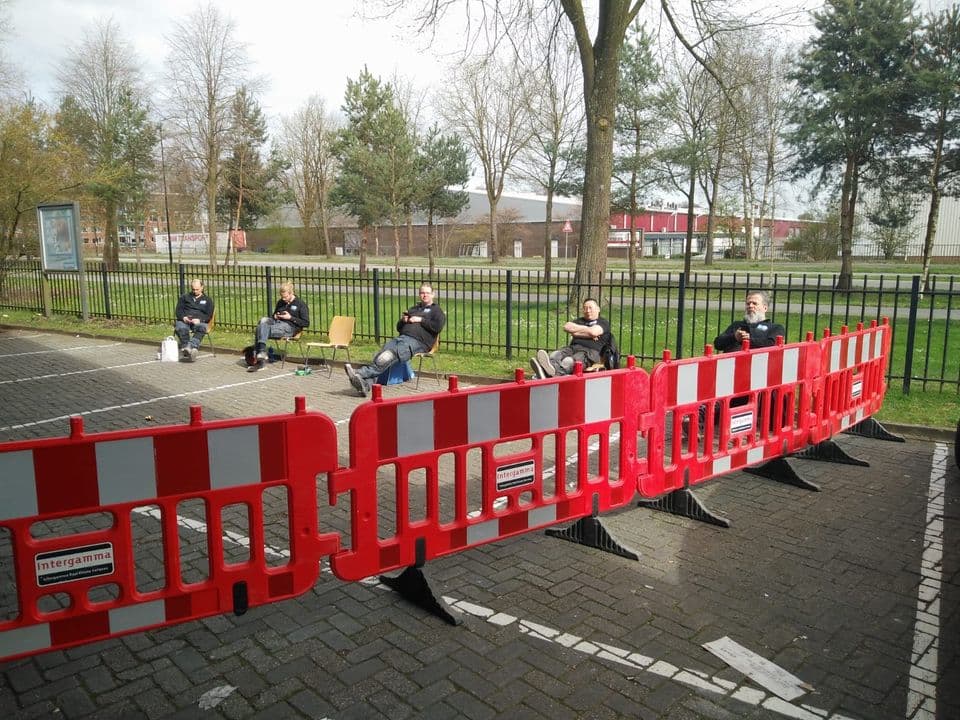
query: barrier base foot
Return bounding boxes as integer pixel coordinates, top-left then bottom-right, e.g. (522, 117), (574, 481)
(545, 516), (640, 561)
(636, 488), (731, 528)
(844, 417), (906, 443)
(744, 457), (821, 491)
(793, 439), (869, 466)
(379, 567), (461, 626)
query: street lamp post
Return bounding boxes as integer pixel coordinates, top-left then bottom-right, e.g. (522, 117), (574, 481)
(158, 123), (174, 265)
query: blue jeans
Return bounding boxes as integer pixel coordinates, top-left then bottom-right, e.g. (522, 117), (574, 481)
(356, 335), (427, 379)
(175, 320), (208, 349)
(255, 318), (297, 348)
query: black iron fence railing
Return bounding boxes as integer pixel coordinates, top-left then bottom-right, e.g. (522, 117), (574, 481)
(1, 260), (957, 393)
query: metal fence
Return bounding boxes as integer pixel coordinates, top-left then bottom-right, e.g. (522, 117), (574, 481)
(1, 260), (957, 393)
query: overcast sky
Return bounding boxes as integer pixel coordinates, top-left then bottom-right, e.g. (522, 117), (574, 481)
(5, 0), (461, 124)
(5, 0), (952, 215)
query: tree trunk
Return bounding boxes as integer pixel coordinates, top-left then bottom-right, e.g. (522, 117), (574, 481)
(359, 225), (368, 275)
(683, 170), (696, 278)
(103, 199), (120, 270)
(206, 165), (218, 271)
(406, 212), (414, 256)
(488, 200), (499, 263)
(921, 188), (941, 295)
(319, 199), (331, 257)
(543, 189), (554, 282)
(921, 111), (945, 295)
(427, 209), (436, 276)
(393, 222), (401, 275)
(564, 0), (634, 304)
(837, 153), (858, 290)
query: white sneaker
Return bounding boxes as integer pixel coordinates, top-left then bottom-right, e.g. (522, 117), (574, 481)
(188, 347), (198, 362)
(529, 357), (546, 379)
(536, 349), (556, 377)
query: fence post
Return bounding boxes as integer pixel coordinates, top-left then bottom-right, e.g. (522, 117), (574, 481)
(505, 270), (513, 359)
(264, 266), (272, 316)
(101, 263), (111, 319)
(902, 274), (921, 394)
(675, 271), (686, 359)
(372, 268), (381, 344)
(177, 264), (186, 298)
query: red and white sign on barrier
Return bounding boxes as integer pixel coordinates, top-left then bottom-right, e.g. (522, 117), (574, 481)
(0, 400), (339, 663)
(810, 320), (890, 443)
(328, 366), (649, 582)
(641, 338), (821, 497)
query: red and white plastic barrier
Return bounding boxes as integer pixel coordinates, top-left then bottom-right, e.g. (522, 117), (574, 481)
(809, 320), (891, 443)
(328, 366), (649, 582)
(0, 320), (893, 662)
(0, 401), (338, 662)
(641, 337), (821, 497)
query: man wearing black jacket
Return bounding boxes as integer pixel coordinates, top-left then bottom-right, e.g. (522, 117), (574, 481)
(345, 282), (445, 397)
(713, 290), (784, 352)
(250, 282), (309, 372)
(174, 279), (214, 362)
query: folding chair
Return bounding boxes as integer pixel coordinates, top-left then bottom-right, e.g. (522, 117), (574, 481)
(413, 337), (442, 389)
(305, 316), (355, 377)
(272, 330), (306, 369)
(202, 311), (216, 356)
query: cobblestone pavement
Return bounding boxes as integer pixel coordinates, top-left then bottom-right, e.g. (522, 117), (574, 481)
(0, 329), (957, 719)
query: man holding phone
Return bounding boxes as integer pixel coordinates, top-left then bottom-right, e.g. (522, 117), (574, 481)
(249, 282), (309, 372)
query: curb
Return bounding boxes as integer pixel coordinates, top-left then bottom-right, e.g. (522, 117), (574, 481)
(877, 422), (956, 443)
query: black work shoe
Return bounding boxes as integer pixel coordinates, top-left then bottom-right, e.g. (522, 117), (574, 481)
(345, 364), (366, 396)
(529, 357), (546, 379)
(247, 360), (263, 373)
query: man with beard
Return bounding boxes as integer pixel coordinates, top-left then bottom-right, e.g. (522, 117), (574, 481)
(687, 290), (785, 439)
(713, 290), (784, 352)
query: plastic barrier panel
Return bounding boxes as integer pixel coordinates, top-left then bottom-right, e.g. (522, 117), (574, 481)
(0, 401), (339, 663)
(810, 320), (891, 443)
(328, 367), (649, 581)
(642, 338), (821, 498)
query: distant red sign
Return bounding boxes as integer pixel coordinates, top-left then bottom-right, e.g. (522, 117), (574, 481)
(562, 220), (573, 233)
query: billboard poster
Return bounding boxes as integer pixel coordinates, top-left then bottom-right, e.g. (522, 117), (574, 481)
(38, 203), (82, 272)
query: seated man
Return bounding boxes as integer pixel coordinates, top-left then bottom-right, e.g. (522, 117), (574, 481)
(345, 282), (445, 397)
(174, 278), (214, 362)
(689, 289), (786, 436)
(531, 298), (613, 378)
(713, 289), (784, 352)
(249, 282), (309, 372)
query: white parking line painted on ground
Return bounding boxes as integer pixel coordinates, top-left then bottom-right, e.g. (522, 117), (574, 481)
(138, 499), (851, 720)
(442, 596), (855, 720)
(0, 359), (157, 385)
(906, 442), (947, 720)
(0, 342), (122, 358)
(0, 372), (291, 433)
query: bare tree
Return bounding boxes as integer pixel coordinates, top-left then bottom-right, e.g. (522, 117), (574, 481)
(278, 96), (339, 257)
(164, 2), (252, 270)
(56, 18), (155, 269)
(512, 12), (585, 280)
(368, 1), (802, 296)
(725, 39), (796, 262)
(440, 57), (533, 263)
